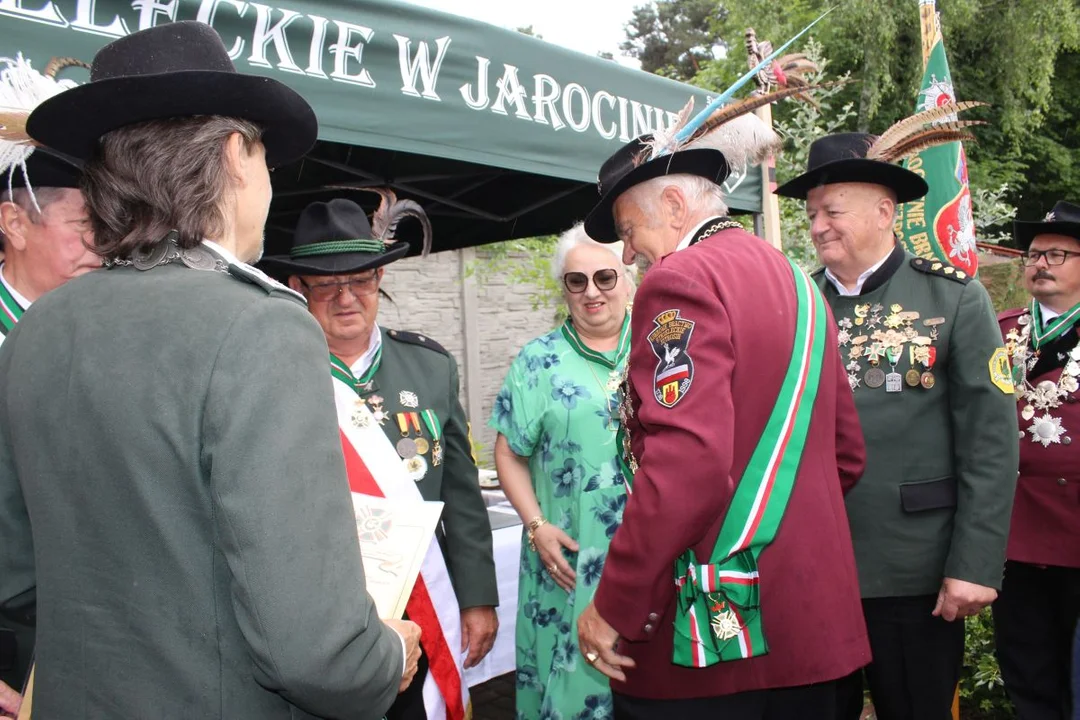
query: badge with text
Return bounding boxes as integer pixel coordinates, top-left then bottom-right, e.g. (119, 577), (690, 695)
(648, 309), (695, 408)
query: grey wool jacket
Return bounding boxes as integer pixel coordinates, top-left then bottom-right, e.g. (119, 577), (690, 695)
(0, 255), (402, 719)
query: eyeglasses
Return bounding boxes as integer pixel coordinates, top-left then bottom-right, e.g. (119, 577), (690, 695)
(299, 274), (379, 302)
(1020, 249), (1080, 267)
(563, 269), (620, 294)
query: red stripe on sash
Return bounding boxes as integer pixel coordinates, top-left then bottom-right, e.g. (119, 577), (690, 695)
(735, 283), (817, 553)
(338, 431), (465, 720)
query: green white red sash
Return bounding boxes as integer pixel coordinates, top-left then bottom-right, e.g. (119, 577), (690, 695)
(1029, 298), (1080, 350)
(331, 363), (468, 719)
(0, 279), (25, 336)
(330, 347), (381, 391)
(671, 258), (827, 667)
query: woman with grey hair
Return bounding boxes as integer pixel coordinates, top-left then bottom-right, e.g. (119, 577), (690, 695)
(489, 223), (633, 719)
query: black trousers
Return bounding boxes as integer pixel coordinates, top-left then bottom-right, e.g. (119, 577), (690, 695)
(385, 648), (429, 720)
(613, 680), (839, 720)
(836, 595), (964, 720)
(994, 560), (1080, 720)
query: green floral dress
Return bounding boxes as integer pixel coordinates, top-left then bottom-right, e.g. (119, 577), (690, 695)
(489, 318), (629, 720)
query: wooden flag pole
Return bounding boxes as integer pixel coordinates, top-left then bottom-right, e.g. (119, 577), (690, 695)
(756, 103), (783, 250)
(920, 7), (961, 717)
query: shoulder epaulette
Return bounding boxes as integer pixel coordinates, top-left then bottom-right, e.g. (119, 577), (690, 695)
(227, 263), (307, 306)
(386, 328), (449, 356)
(910, 257), (972, 285)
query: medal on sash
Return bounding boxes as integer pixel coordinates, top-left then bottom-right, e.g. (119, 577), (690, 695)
(421, 409), (443, 467)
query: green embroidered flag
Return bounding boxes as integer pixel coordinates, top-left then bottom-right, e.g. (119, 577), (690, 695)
(896, 8), (979, 277)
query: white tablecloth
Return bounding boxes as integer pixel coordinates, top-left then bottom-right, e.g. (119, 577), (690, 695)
(463, 514), (522, 687)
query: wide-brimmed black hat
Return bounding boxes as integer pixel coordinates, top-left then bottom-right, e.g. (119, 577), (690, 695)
(583, 134), (729, 243)
(774, 132), (928, 203)
(259, 198), (411, 277)
(26, 21), (316, 168)
(1013, 201), (1080, 251)
(5, 148), (82, 190)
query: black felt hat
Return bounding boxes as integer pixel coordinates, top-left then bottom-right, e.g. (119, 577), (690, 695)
(259, 199), (410, 277)
(5, 148), (82, 190)
(583, 134), (729, 243)
(1013, 201), (1080, 251)
(774, 132), (928, 203)
(25, 21), (317, 168)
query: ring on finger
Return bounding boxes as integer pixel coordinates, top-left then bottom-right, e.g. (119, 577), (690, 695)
(585, 651), (598, 664)
(548, 564), (559, 574)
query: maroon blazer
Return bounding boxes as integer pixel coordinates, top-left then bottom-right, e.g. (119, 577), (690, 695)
(593, 226), (870, 700)
(999, 309), (1080, 568)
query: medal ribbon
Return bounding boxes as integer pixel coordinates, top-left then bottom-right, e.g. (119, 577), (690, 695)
(671, 258), (828, 668)
(559, 312), (631, 370)
(0, 279), (25, 336)
(420, 410), (444, 467)
(329, 347), (382, 395)
(420, 409), (442, 442)
(1030, 298), (1080, 350)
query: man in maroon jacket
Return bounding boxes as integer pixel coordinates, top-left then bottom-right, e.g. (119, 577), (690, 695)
(577, 114), (871, 719)
(997, 200), (1080, 720)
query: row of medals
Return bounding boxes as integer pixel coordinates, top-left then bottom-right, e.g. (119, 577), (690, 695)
(1005, 313), (1080, 447)
(353, 392), (442, 481)
(837, 303), (945, 393)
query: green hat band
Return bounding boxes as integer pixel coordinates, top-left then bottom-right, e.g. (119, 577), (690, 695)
(290, 239), (387, 257)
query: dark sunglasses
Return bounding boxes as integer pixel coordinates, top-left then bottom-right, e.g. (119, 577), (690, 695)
(563, 269), (620, 294)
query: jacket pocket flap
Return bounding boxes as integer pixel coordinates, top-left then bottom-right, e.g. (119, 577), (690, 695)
(899, 477), (957, 512)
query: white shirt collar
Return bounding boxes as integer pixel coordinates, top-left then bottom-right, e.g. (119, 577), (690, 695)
(674, 217), (716, 253)
(350, 324), (383, 378)
(824, 248), (894, 297)
(0, 263), (32, 310)
(201, 239), (241, 266)
(1039, 303), (1062, 322)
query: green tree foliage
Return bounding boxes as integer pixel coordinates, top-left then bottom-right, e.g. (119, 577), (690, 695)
(620, 0), (727, 80)
(623, 0), (1080, 239)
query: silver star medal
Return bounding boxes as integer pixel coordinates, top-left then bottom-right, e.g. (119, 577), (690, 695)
(711, 608), (742, 641)
(837, 329), (852, 346)
(1028, 413), (1065, 447)
(848, 372), (861, 391)
(351, 400), (373, 429)
(399, 390), (419, 408)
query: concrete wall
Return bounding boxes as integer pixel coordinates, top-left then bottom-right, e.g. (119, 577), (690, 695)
(377, 248), (559, 467)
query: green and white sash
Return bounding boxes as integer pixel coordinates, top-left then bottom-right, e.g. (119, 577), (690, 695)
(330, 347), (382, 395)
(1029, 298), (1080, 350)
(0, 280), (25, 336)
(559, 313), (631, 371)
(670, 258), (827, 667)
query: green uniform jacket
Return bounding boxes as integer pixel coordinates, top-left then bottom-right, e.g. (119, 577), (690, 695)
(0, 258), (403, 719)
(816, 248), (1019, 598)
(362, 328), (497, 610)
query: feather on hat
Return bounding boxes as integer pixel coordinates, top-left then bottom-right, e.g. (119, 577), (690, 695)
(0, 54), (85, 201)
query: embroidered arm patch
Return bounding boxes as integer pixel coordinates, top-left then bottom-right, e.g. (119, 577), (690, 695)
(989, 347), (1015, 395)
(648, 309), (695, 407)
